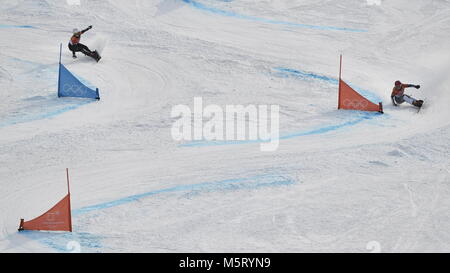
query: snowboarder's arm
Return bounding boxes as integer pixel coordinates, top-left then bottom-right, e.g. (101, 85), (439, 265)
(81, 25), (93, 34)
(391, 96), (398, 106)
(405, 84), (421, 89)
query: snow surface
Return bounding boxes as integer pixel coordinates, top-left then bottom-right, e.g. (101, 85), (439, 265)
(0, 0), (449, 252)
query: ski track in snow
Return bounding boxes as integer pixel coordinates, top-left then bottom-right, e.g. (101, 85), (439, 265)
(0, 42), (382, 140)
(15, 173), (295, 253)
(181, 66), (386, 148)
(0, 57), (99, 128)
(272, 67), (383, 103)
(182, 0), (368, 33)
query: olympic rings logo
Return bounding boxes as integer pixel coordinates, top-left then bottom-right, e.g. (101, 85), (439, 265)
(343, 99), (369, 110)
(63, 84), (89, 96)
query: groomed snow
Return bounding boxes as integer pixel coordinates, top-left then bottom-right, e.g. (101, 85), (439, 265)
(0, 0), (449, 252)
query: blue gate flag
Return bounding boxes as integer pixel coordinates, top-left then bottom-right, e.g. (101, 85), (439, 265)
(58, 63), (100, 100)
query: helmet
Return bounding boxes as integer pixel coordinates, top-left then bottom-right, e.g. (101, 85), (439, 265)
(73, 28), (79, 34)
(395, 80), (402, 86)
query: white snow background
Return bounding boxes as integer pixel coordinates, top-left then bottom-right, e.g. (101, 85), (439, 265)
(0, 0), (449, 252)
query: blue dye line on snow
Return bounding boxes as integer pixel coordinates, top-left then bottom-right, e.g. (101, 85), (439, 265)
(273, 67), (339, 85)
(19, 174), (294, 252)
(279, 112), (377, 140)
(0, 100), (95, 129)
(73, 174), (295, 216)
(273, 67), (383, 103)
(0, 24), (36, 29)
(182, 0), (367, 33)
(180, 112), (379, 148)
(20, 230), (103, 253)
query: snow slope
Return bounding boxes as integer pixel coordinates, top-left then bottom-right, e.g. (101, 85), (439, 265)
(0, 0), (449, 252)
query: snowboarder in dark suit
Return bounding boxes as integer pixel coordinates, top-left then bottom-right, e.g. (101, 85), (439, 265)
(68, 25), (101, 62)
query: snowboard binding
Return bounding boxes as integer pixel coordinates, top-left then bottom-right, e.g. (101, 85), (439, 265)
(413, 100), (424, 108)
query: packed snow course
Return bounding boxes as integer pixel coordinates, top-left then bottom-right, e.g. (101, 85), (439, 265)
(0, 0), (449, 252)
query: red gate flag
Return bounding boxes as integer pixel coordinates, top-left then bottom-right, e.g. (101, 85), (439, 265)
(338, 55), (383, 113)
(19, 169), (72, 232)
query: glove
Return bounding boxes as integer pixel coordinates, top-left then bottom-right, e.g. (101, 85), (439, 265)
(87, 25), (92, 30)
(415, 85), (420, 89)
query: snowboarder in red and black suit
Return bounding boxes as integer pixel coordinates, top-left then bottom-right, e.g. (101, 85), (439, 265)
(391, 80), (423, 108)
(68, 26), (100, 61)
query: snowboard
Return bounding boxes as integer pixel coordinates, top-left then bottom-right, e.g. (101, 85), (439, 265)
(89, 50), (101, 62)
(90, 36), (107, 63)
(92, 50), (101, 62)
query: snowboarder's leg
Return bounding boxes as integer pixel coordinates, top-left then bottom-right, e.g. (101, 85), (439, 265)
(394, 95), (405, 105)
(68, 43), (77, 59)
(79, 44), (100, 61)
(403, 95), (423, 108)
(77, 43), (94, 56)
(68, 43), (99, 61)
(402, 95), (415, 104)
